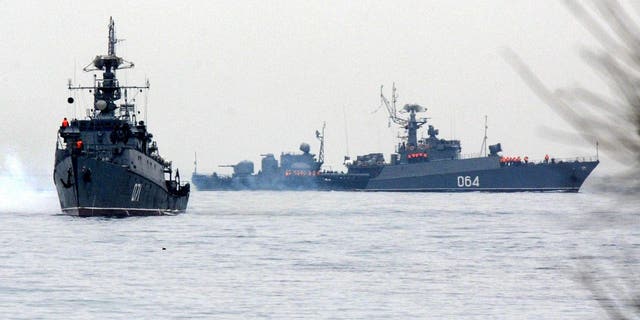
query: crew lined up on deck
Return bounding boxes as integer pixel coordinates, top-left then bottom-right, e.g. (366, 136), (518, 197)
(500, 155), (552, 166)
(407, 152), (428, 159)
(500, 156), (524, 166)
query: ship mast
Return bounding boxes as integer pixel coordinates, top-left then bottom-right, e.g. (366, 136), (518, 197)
(380, 84), (426, 148)
(380, 83), (407, 126)
(68, 17), (147, 119)
(405, 104), (426, 147)
(108, 17), (116, 56)
(316, 122), (326, 165)
(480, 115), (488, 156)
(194, 152), (198, 174)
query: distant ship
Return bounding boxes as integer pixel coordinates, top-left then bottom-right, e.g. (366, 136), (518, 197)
(192, 124), (368, 191)
(53, 18), (190, 216)
(338, 84), (599, 192)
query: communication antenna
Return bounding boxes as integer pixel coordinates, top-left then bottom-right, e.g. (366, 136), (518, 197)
(194, 152), (198, 174)
(67, 78), (75, 118)
(479, 115), (488, 156)
(73, 58), (77, 119)
(451, 105), (456, 140)
(343, 106), (351, 162)
(144, 78), (149, 124)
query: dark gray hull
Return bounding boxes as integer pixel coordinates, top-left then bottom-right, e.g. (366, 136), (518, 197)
(360, 157), (599, 192)
(54, 153), (189, 217)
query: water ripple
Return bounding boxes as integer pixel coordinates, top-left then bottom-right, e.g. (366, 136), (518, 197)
(0, 190), (637, 319)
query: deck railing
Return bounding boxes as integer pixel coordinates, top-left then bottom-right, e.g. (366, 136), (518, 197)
(456, 153), (599, 163)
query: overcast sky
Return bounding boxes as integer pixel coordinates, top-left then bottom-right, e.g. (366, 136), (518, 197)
(0, 1), (624, 187)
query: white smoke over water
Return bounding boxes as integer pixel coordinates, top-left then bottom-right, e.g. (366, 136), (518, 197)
(0, 152), (57, 213)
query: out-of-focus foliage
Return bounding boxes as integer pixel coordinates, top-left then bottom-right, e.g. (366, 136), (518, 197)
(506, 1), (640, 318)
(505, 0), (640, 170)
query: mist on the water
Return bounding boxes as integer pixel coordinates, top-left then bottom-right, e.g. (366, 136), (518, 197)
(0, 152), (54, 213)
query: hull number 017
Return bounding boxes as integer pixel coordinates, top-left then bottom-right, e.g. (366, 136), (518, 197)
(457, 176), (480, 187)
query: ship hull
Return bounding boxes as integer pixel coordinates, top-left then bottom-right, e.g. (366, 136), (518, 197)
(361, 157), (599, 192)
(191, 172), (370, 191)
(191, 173), (236, 190)
(54, 154), (189, 217)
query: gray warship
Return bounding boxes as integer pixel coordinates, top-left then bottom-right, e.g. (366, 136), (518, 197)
(339, 84), (599, 192)
(53, 18), (189, 216)
(192, 124), (366, 190)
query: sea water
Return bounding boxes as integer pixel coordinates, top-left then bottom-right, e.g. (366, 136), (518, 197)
(0, 189), (638, 319)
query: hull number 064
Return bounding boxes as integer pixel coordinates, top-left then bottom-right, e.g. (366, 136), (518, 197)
(457, 176), (480, 187)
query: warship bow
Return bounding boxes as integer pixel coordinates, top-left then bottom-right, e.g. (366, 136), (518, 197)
(53, 18), (189, 216)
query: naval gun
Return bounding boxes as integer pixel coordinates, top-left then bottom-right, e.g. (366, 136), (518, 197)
(220, 160), (254, 177)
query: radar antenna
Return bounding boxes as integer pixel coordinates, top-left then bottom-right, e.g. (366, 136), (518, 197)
(315, 122), (326, 164)
(82, 16), (134, 72)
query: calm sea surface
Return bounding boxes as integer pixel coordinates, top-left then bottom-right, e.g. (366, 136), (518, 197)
(0, 189), (638, 319)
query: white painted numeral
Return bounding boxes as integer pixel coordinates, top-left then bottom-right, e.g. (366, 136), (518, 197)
(457, 176), (480, 187)
(131, 183), (142, 201)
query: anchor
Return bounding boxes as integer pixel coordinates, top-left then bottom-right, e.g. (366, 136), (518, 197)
(60, 167), (74, 188)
